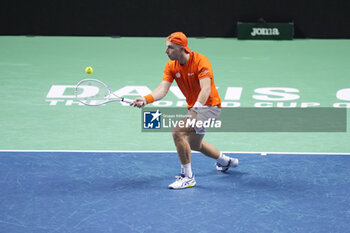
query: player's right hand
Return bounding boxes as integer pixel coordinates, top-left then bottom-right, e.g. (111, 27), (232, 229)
(131, 97), (146, 108)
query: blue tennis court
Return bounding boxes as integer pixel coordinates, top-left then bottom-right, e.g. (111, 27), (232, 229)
(1, 151), (349, 233)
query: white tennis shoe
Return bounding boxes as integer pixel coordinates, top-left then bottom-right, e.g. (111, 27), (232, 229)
(168, 174), (196, 189)
(216, 158), (239, 172)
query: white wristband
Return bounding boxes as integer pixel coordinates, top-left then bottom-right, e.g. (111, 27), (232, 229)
(193, 101), (204, 108)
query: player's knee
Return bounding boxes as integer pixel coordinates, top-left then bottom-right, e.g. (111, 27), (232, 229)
(189, 140), (202, 151)
(172, 131), (185, 142)
(172, 131), (181, 140)
(189, 142), (202, 151)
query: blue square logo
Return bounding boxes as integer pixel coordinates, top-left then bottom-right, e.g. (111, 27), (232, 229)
(143, 110), (162, 129)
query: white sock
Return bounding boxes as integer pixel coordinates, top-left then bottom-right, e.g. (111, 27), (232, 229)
(181, 164), (185, 175)
(217, 152), (230, 166)
(182, 163), (193, 178)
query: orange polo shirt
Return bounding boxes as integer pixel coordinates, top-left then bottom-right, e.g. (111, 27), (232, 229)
(162, 52), (221, 109)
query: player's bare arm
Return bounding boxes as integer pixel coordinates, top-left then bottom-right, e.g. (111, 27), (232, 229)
(187, 78), (212, 120)
(194, 77), (211, 106)
(131, 81), (172, 108)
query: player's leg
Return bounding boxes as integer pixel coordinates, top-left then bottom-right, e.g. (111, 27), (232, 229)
(168, 121), (196, 189)
(188, 133), (239, 172)
(172, 130), (191, 165)
(171, 110), (198, 171)
(187, 134), (219, 159)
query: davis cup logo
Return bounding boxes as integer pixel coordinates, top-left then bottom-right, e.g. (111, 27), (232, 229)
(143, 110), (162, 129)
(45, 85), (350, 108)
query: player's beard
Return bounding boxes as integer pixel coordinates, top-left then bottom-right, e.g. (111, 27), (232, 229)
(167, 54), (175, 60)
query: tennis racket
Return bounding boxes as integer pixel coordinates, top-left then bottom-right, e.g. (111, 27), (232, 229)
(75, 79), (133, 106)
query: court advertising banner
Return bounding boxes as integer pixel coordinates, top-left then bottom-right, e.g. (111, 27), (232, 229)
(237, 22), (294, 40)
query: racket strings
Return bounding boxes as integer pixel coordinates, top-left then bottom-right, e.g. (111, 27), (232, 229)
(75, 79), (125, 106)
(76, 80), (109, 104)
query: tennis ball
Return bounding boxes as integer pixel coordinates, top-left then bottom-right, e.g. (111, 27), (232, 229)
(85, 66), (93, 74)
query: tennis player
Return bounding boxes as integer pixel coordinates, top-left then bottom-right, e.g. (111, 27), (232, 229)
(131, 32), (238, 189)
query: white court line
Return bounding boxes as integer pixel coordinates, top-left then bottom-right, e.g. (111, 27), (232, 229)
(0, 150), (350, 155)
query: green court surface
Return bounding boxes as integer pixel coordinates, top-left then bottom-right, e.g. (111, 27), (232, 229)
(0, 36), (349, 153)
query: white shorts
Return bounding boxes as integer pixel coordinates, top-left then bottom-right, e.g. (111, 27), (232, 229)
(188, 106), (221, 134)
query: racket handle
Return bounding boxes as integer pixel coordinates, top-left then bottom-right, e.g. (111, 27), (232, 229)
(122, 98), (133, 104)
